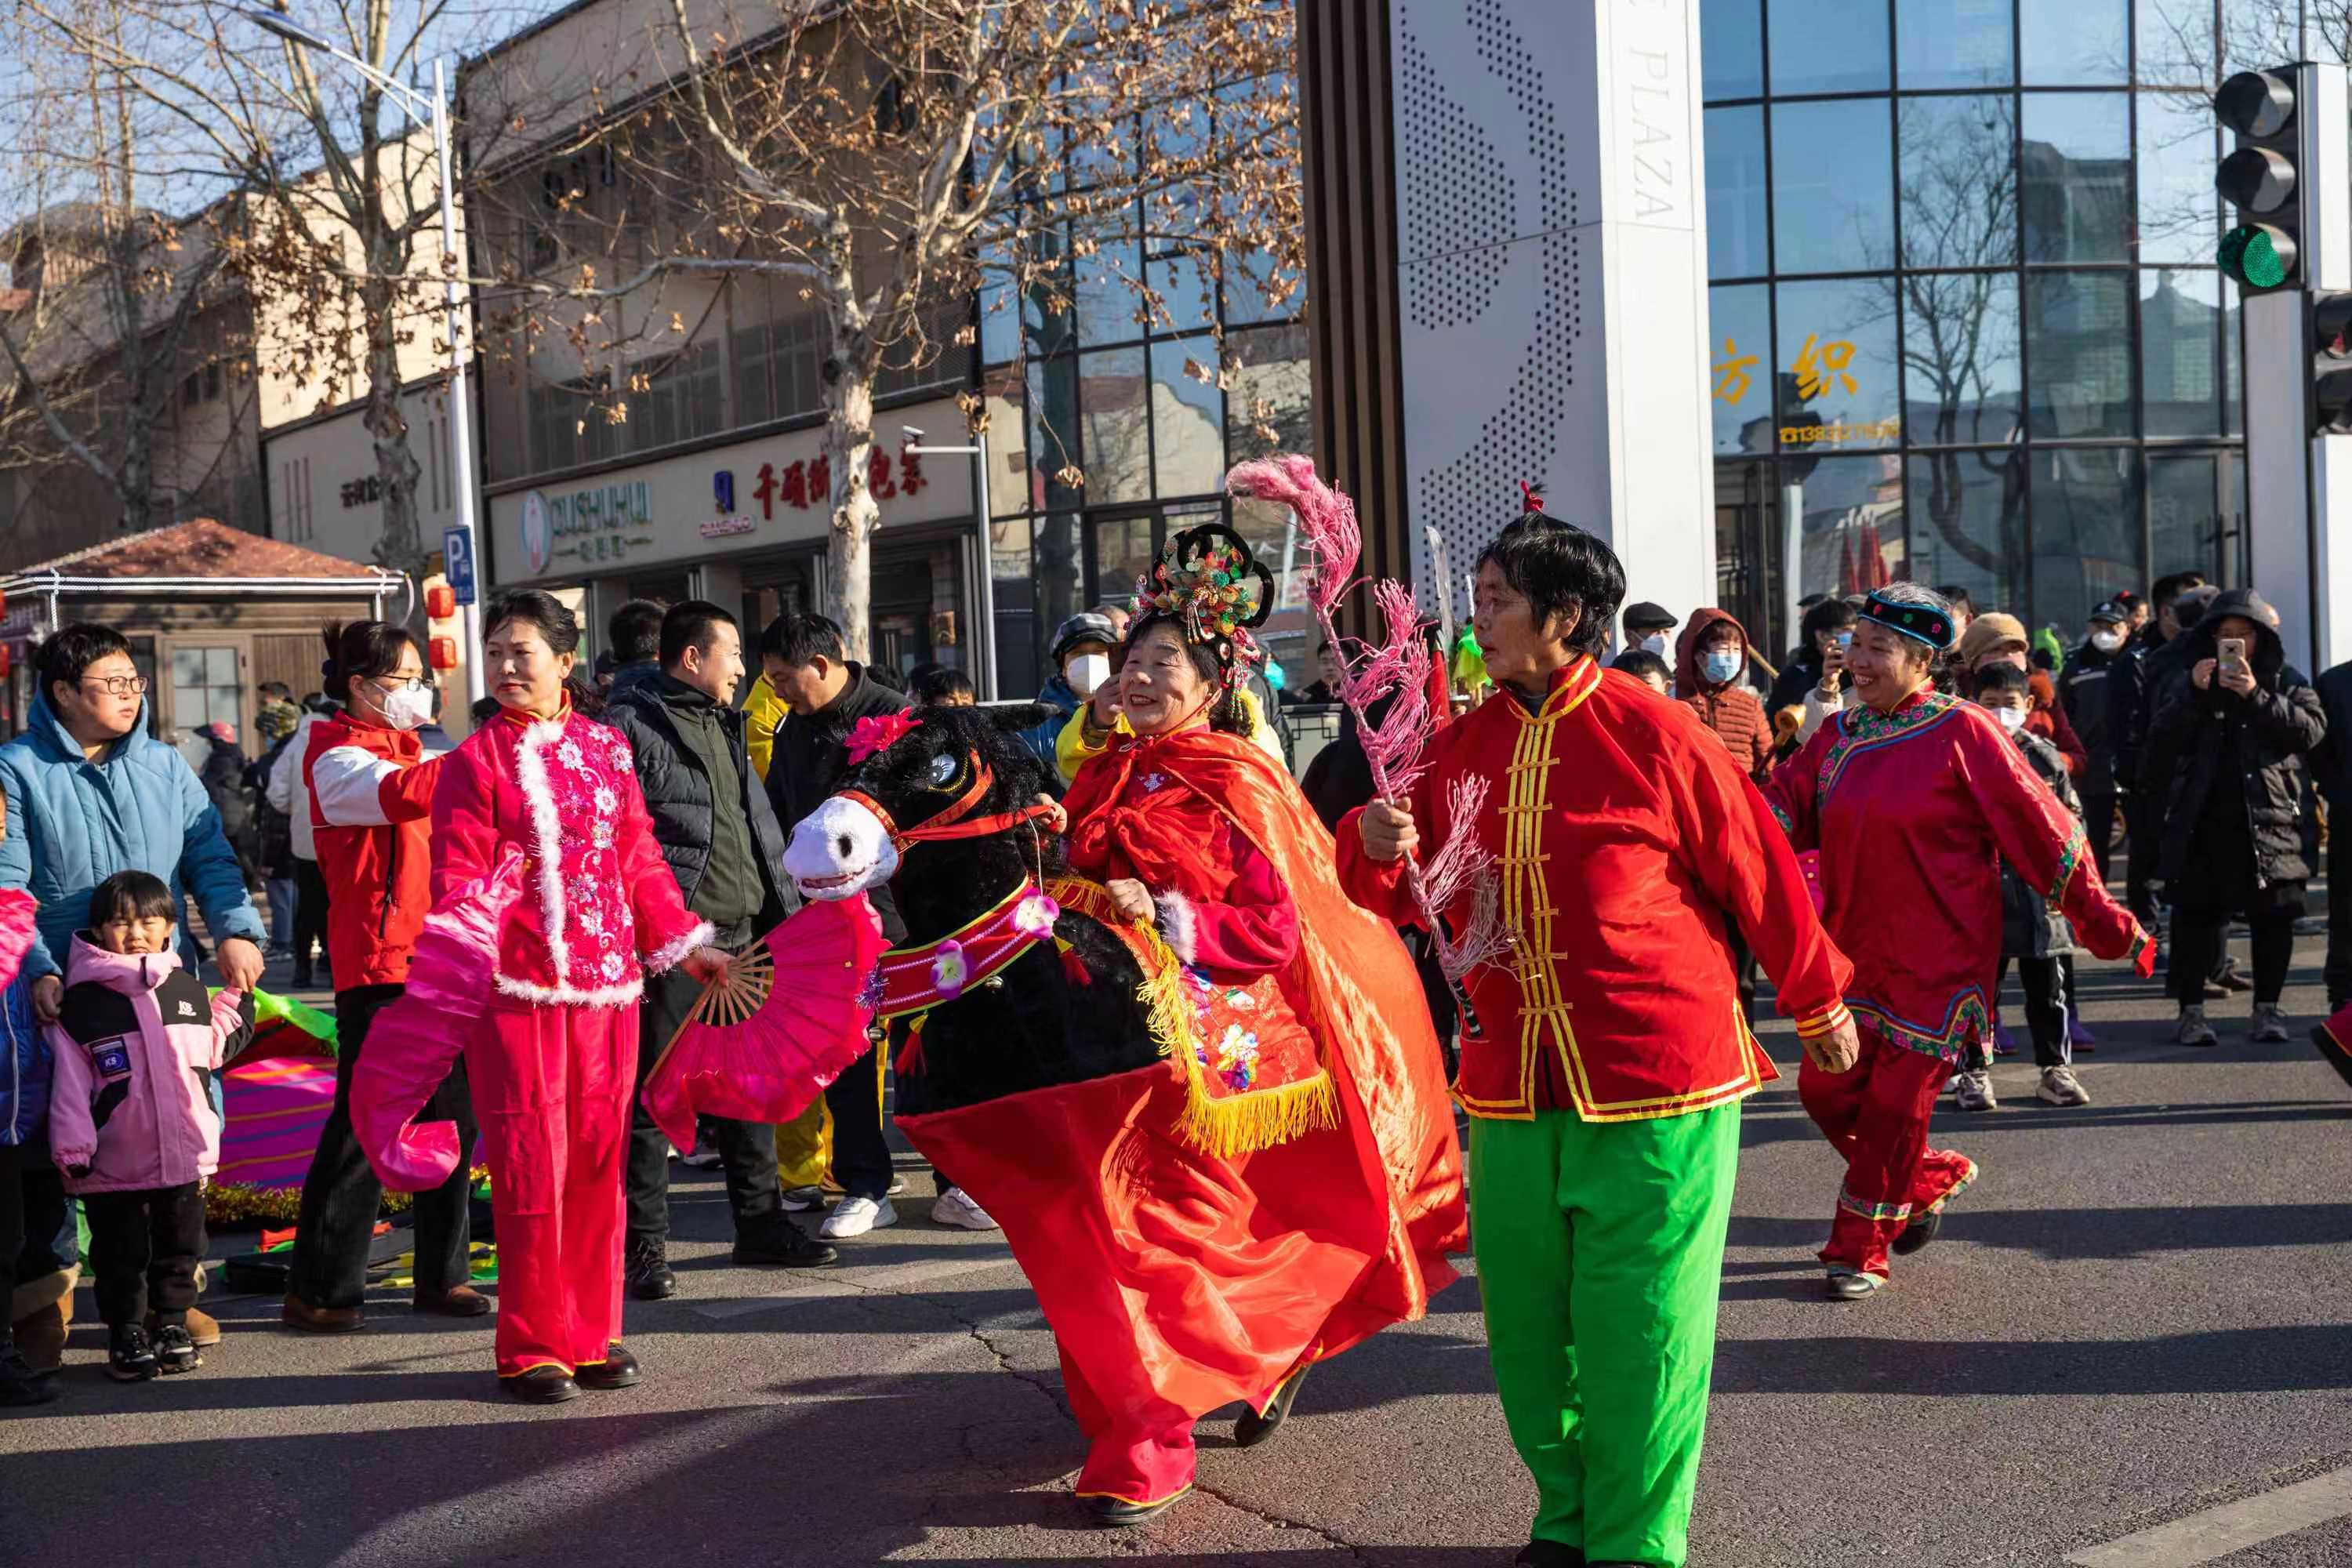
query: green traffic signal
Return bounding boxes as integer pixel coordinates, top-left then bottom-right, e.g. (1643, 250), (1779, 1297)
(2221, 223), (2297, 289)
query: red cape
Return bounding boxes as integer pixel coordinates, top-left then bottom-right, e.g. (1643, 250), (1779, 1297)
(903, 726), (1465, 1421)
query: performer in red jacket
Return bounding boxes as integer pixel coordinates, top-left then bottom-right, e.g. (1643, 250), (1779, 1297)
(285, 622), (485, 1334)
(423, 591), (724, 1401)
(1340, 509), (1857, 1568)
(1764, 585), (2151, 1301)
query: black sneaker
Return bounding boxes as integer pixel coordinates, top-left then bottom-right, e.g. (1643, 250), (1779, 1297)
(731, 1221), (839, 1269)
(153, 1323), (201, 1374)
(108, 1325), (160, 1382)
(0, 1339), (59, 1407)
(1514, 1543), (1586, 1568)
(624, 1237), (677, 1301)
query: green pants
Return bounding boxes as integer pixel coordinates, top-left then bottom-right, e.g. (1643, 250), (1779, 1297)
(1469, 1102), (1740, 1568)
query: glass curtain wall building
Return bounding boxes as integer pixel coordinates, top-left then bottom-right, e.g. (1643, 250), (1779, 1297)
(1702, 0), (2254, 653)
(975, 129), (1312, 698)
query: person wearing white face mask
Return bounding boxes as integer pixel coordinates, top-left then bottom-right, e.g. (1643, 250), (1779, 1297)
(1622, 601), (1679, 662)
(2062, 601), (2134, 897)
(1016, 612), (1121, 787)
(284, 621), (486, 1334)
(1673, 609), (1774, 1024)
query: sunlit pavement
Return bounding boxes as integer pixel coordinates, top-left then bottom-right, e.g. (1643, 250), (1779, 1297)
(7, 929), (2350, 1568)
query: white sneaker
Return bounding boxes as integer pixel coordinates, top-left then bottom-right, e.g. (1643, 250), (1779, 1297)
(819, 1196), (898, 1240)
(2036, 1065), (2091, 1107)
(1954, 1069), (1998, 1112)
(931, 1188), (999, 1231)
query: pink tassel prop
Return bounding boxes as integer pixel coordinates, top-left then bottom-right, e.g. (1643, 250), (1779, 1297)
(1224, 455), (1508, 994)
(1227, 453), (1359, 616)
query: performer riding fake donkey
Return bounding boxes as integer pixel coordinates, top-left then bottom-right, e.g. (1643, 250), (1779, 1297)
(781, 519), (1465, 1527)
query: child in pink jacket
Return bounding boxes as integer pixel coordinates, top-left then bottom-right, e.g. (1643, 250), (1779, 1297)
(46, 870), (252, 1381)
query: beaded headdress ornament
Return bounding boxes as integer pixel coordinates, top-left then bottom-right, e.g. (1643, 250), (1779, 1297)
(1132, 523), (1277, 688)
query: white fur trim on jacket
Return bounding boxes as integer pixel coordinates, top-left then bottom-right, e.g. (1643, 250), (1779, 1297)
(1153, 888), (1199, 967)
(643, 920), (717, 977)
(492, 970), (646, 1008)
(514, 717), (577, 992)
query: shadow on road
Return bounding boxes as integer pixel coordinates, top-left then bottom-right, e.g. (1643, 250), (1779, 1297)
(1712, 1323), (2352, 1396)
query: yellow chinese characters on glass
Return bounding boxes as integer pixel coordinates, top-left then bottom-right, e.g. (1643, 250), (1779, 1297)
(1791, 333), (1859, 400)
(1712, 337), (1759, 405)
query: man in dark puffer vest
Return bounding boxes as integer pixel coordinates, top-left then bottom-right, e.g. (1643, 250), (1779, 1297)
(605, 601), (834, 1298)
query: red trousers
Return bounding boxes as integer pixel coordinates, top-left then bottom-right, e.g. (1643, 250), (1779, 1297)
(469, 998), (638, 1377)
(1797, 1025), (1976, 1279)
(1058, 1342), (1197, 1505)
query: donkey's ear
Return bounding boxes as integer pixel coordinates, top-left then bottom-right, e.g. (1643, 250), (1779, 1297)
(987, 702), (1060, 732)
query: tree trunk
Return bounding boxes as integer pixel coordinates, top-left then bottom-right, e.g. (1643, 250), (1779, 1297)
(825, 363), (880, 662)
(361, 236), (426, 593)
(821, 219), (880, 661)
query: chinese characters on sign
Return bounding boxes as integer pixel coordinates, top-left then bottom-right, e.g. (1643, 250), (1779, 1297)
(1714, 333), (1896, 450)
(749, 447), (929, 521)
(339, 475), (383, 509)
(545, 480), (656, 564)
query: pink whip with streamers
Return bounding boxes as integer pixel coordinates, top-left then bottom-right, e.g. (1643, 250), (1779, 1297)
(1225, 456), (1506, 989)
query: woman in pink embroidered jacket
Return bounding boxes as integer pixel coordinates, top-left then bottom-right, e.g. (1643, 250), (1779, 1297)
(429, 590), (724, 1402)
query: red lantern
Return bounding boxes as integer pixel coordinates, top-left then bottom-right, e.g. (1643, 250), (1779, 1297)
(425, 584), (456, 620)
(429, 636), (459, 671)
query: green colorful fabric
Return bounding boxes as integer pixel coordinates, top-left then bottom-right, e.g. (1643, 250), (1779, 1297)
(1469, 1102), (1740, 1568)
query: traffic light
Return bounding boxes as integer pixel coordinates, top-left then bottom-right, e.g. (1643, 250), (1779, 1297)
(2314, 292), (2352, 432)
(2218, 67), (2303, 292)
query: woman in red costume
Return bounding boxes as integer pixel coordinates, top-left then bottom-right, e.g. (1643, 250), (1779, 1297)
(427, 590), (726, 1400)
(1765, 584), (2151, 1300)
(1036, 524), (1465, 1523)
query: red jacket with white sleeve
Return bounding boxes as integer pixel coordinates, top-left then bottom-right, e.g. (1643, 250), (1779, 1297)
(304, 712), (443, 988)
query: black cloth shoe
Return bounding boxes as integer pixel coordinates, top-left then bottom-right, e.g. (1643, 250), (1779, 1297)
(107, 1325), (160, 1382)
(1891, 1208), (1941, 1256)
(0, 1336), (58, 1406)
(731, 1222), (838, 1269)
(1234, 1363), (1309, 1447)
(624, 1237), (677, 1301)
(503, 1366), (579, 1403)
(1084, 1486), (1192, 1527)
(1514, 1542), (1586, 1567)
(1825, 1270), (1885, 1301)
(152, 1323), (201, 1374)
(575, 1343), (641, 1391)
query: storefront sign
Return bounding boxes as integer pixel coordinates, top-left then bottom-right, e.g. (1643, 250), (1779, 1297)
(751, 447), (929, 521)
(521, 480), (656, 568)
(700, 514), (759, 540)
(339, 475), (383, 509)
(1714, 332), (1885, 450)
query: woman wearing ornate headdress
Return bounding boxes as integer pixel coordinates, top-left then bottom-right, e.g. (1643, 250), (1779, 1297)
(1038, 522), (1466, 1525)
(1762, 583), (2153, 1301)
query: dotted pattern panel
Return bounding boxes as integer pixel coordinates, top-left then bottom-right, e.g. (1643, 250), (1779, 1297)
(1396, 0), (1586, 613)
(1396, 27), (1512, 329)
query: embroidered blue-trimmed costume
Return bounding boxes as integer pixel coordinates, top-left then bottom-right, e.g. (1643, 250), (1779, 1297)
(1763, 604), (2151, 1283)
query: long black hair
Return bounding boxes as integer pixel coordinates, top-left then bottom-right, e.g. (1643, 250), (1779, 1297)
(321, 621), (423, 706)
(482, 589), (601, 713)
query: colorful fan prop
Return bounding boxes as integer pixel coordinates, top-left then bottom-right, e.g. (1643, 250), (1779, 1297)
(1224, 455), (1511, 996)
(641, 894), (888, 1152)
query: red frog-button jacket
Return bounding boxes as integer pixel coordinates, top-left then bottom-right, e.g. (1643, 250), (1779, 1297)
(1338, 657), (1854, 1123)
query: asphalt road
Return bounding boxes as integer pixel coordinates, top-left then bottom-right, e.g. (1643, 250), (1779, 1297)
(5, 936), (2350, 1567)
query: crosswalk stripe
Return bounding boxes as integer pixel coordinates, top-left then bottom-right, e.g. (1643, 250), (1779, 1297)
(2065, 1467), (2352, 1566)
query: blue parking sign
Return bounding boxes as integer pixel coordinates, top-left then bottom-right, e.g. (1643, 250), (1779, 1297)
(444, 527), (477, 606)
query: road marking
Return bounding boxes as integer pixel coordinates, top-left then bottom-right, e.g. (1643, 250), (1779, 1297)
(2065, 1467), (2352, 1566)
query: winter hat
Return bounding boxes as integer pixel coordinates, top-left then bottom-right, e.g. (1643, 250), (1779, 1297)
(256, 700), (299, 742)
(1958, 611), (2029, 669)
(1623, 601), (1678, 634)
(205, 720), (238, 746)
(1049, 612), (1120, 663)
